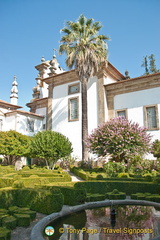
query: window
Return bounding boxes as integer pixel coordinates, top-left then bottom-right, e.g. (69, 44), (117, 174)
(116, 109), (127, 118)
(68, 97), (79, 121)
(27, 118), (34, 132)
(145, 106), (158, 130)
(0, 119), (3, 131)
(68, 83), (80, 95)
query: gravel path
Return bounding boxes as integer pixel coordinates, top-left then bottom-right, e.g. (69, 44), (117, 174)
(66, 170), (83, 181)
(11, 213), (47, 240)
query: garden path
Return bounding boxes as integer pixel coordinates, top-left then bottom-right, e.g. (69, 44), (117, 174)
(11, 213), (47, 240)
(66, 170), (84, 182)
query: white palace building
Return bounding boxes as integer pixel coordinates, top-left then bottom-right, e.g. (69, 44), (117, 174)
(1, 54), (160, 162)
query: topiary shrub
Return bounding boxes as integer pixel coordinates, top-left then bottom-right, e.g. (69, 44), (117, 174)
(16, 210), (36, 220)
(0, 227), (11, 240)
(57, 186), (86, 206)
(0, 178), (12, 188)
(0, 215), (9, 227)
(86, 193), (106, 202)
(75, 181), (160, 195)
(0, 210), (8, 215)
(28, 175), (39, 178)
(0, 189), (17, 208)
(14, 214), (30, 227)
(153, 195), (160, 203)
(2, 216), (17, 230)
(8, 206), (19, 215)
(117, 173), (130, 178)
(106, 189), (126, 200)
(153, 174), (160, 183)
(142, 173), (152, 182)
(131, 193), (138, 200)
(128, 172), (135, 177)
(16, 188), (64, 214)
(96, 174), (104, 180)
(22, 166), (30, 170)
(13, 175), (22, 181)
(12, 180), (24, 188)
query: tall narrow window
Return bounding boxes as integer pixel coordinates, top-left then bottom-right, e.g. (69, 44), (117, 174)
(68, 97), (79, 121)
(146, 106), (157, 129)
(27, 118), (34, 132)
(0, 119), (3, 131)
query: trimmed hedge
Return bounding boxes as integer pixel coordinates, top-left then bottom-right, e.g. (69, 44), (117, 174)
(70, 167), (154, 182)
(0, 227), (11, 240)
(70, 167), (89, 180)
(14, 214), (30, 227)
(106, 189), (126, 200)
(0, 215), (9, 227)
(0, 187), (64, 214)
(16, 188), (64, 214)
(8, 206), (19, 215)
(0, 168), (72, 189)
(74, 181), (160, 195)
(59, 187), (86, 205)
(131, 192), (160, 203)
(0, 178), (13, 188)
(2, 216), (17, 230)
(86, 193), (106, 202)
(0, 188), (17, 208)
(43, 185), (86, 206)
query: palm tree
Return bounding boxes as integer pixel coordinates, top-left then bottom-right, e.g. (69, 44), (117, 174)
(59, 14), (109, 161)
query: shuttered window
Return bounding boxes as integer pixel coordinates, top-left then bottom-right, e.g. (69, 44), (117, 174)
(146, 106), (157, 129)
(68, 97), (79, 121)
(27, 118), (34, 132)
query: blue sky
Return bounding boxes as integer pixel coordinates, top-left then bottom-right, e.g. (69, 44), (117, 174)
(0, 0), (160, 110)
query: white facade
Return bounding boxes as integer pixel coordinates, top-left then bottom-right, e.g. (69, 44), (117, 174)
(114, 87), (160, 159)
(0, 102), (44, 137)
(51, 77), (100, 158)
(0, 55), (153, 161)
(25, 56), (160, 160)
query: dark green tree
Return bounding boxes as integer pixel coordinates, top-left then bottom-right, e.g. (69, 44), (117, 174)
(30, 130), (73, 168)
(59, 14), (109, 161)
(141, 54), (159, 75)
(148, 54), (159, 73)
(0, 130), (31, 165)
(141, 56), (149, 75)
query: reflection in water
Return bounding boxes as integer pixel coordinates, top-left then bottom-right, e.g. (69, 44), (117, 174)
(48, 206), (160, 240)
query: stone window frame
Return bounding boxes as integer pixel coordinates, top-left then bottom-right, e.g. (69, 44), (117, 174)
(115, 109), (128, 119)
(144, 104), (159, 131)
(68, 83), (80, 95)
(68, 97), (79, 122)
(26, 118), (35, 132)
(0, 119), (3, 131)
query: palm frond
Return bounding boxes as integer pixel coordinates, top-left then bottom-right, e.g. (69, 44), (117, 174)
(59, 14), (109, 79)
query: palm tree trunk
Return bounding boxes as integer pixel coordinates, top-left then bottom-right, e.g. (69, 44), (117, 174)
(81, 78), (88, 161)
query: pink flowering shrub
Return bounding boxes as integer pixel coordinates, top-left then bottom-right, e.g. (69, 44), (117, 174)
(87, 117), (152, 163)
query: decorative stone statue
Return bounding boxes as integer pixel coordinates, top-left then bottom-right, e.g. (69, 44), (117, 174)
(15, 160), (23, 171)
